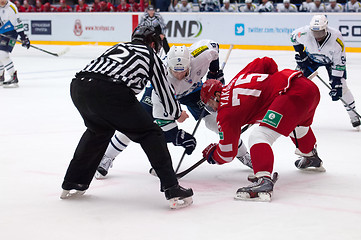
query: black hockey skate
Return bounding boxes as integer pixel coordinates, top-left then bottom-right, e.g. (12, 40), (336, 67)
(237, 152), (253, 169)
(0, 71), (4, 86)
(295, 149), (326, 172)
(3, 71), (18, 88)
(164, 184), (193, 209)
(60, 180), (89, 199)
(351, 116), (361, 129)
(95, 155), (114, 179)
(235, 172), (278, 202)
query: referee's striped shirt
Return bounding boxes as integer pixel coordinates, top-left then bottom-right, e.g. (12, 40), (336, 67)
(76, 42), (181, 120)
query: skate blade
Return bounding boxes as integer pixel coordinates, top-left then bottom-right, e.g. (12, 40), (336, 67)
(149, 168), (158, 177)
(234, 192), (272, 202)
(3, 83), (19, 88)
(169, 196), (193, 209)
(60, 189), (86, 199)
(94, 171), (107, 180)
(298, 165), (326, 172)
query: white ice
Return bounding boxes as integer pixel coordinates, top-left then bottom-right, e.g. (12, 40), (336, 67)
(1, 45), (361, 240)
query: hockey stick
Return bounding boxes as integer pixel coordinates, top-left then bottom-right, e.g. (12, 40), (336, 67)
(0, 33), (70, 57)
(176, 124), (252, 179)
(174, 108), (206, 173)
(308, 67), (361, 119)
(174, 44), (235, 173)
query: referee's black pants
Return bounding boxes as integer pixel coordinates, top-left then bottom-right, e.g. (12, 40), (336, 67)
(64, 77), (178, 190)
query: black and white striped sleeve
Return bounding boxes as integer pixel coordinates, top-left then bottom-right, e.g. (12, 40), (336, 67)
(150, 53), (181, 120)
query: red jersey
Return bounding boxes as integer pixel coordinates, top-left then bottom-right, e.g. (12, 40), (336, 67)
(75, 4), (89, 12)
(56, 5), (72, 12)
(117, 3), (131, 12)
(212, 57), (320, 164)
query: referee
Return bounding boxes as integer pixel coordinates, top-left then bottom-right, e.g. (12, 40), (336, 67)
(61, 26), (193, 209)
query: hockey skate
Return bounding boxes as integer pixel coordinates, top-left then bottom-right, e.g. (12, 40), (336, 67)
(95, 155), (114, 179)
(164, 184), (193, 209)
(235, 172), (278, 202)
(3, 71), (19, 88)
(0, 72), (4, 86)
(351, 116), (360, 130)
(237, 152), (253, 169)
(60, 180), (89, 199)
(295, 148), (326, 172)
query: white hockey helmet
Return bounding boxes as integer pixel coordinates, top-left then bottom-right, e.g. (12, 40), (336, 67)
(167, 45), (191, 72)
(310, 15), (328, 31)
(309, 15), (328, 41)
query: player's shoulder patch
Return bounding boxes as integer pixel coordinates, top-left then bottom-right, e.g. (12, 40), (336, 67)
(10, 5), (18, 14)
(191, 45), (209, 58)
(336, 38), (345, 52)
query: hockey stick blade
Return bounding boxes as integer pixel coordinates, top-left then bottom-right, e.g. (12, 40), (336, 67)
(176, 157), (207, 179)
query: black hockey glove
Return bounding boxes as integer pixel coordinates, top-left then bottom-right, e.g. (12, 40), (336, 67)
(329, 77), (342, 101)
(19, 31), (30, 49)
(295, 53), (312, 70)
(207, 69), (225, 85)
(174, 129), (196, 155)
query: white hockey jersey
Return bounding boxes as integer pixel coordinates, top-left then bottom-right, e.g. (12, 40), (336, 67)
(0, 1), (25, 34)
(291, 26), (346, 79)
(345, 0), (361, 12)
(277, 3), (298, 12)
(309, 2), (326, 12)
(256, 1), (274, 12)
(326, 2), (344, 12)
(152, 39), (219, 120)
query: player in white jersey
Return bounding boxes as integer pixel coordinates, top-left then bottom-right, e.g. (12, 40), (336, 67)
(175, 0), (193, 12)
(0, 0), (30, 88)
(309, 0), (326, 12)
(299, 0), (315, 12)
(240, 0), (257, 12)
(276, 0), (298, 12)
(291, 15), (360, 129)
(256, 0), (274, 12)
(326, 0), (343, 12)
(345, 0), (361, 12)
(95, 40), (252, 178)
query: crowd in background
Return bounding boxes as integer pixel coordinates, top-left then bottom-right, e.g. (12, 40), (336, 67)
(10, 0), (361, 12)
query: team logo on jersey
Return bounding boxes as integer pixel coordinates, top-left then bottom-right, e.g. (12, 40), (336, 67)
(262, 110), (282, 128)
(73, 19), (83, 36)
(191, 46), (209, 58)
(142, 96), (152, 107)
(219, 131), (224, 140)
(235, 24), (245, 36)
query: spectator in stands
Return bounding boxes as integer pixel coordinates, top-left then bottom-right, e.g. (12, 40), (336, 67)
(175, 0), (193, 11)
(117, 0), (131, 12)
(156, 0), (171, 11)
(99, 0), (115, 12)
(309, 0), (325, 12)
(299, 0), (315, 12)
(34, 0), (42, 12)
(56, 0), (72, 12)
(91, 0), (101, 11)
(326, 0), (343, 12)
(199, 0), (221, 12)
(345, 0), (361, 11)
(23, 0), (34, 12)
(75, 0), (89, 12)
(240, 0), (257, 12)
(220, 0), (236, 11)
(256, 0), (274, 12)
(15, 0), (26, 12)
(43, 2), (54, 12)
(129, 0), (141, 11)
(168, 0), (178, 11)
(277, 0), (298, 12)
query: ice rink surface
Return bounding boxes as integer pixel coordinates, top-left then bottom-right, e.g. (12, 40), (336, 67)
(1, 45), (361, 240)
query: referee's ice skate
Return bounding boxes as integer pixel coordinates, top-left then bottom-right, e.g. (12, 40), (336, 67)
(60, 181), (89, 199)
(164, 184), (193, 209)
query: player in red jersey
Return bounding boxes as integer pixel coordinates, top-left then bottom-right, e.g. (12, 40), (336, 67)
(201, 57), (325, 202)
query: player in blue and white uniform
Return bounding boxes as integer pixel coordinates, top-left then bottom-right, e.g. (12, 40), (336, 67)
(291, 15), (360, 129)
(0, 0), (30, 87)
(95, 40), (252, 178)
